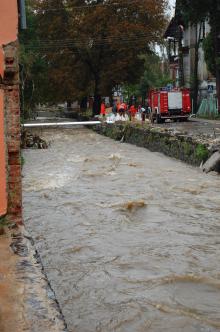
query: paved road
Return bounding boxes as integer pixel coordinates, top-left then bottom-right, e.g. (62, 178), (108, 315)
(155, 118), (220, 138)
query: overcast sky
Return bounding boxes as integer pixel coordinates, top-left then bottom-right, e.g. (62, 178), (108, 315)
(168, 0), (176, 15)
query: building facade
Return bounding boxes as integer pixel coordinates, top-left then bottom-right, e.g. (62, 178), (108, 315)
(164, 4), (216, 111)
(182, 22), (216, 93)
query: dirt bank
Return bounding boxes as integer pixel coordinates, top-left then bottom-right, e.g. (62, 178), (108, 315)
(0, 226), (67, 332)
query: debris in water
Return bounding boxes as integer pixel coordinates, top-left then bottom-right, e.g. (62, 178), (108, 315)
(128, 163), (138, 167)
(95, 200), (147, 211)
(108, 153), (122, 161)
(21, 130), (49, 149)
(114, 200), (147, 212)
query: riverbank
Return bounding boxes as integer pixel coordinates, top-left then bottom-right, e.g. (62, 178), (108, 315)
(0, 225), (67, 332)
(93, 122), (220, 167)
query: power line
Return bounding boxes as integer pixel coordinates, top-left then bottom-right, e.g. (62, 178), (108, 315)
(24, 30), (156, 43)
(21, 30), (159, 50)
(23, 38), (154, 51)
(23, 38), (153, 48)
(29, 0), (146, 12)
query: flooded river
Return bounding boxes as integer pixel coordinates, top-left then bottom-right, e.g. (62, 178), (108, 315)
(23, 128), (220, 332)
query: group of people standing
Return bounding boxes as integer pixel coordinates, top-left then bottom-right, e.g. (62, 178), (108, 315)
(100, 101), (148, 122)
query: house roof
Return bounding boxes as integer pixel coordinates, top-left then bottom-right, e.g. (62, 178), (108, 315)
(164, 17), (179, 38)
(164, 0), (185, 39)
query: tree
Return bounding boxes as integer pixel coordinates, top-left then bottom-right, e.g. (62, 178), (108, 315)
(27, 0), (168, 115)
(203, 32), (216, 76)
(19, 4), (50, 118)
(137, 53), (172, 99)
(121, 53), (172, 105)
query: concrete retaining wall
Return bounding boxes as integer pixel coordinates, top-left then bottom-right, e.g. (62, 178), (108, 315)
(94, 123), (211, 167)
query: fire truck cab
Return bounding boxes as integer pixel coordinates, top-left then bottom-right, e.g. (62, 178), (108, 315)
(149, 88), (191, 123)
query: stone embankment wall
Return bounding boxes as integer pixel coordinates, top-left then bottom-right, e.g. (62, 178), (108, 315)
(94, 123), (212, 167)
(4, 48), (22, 224)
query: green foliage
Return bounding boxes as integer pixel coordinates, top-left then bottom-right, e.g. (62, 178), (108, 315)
(21, 154), (25, 168)
(19, 3), (51, 118)
(122, 83), (139, 101)
(195, 144), (209, 162)
(183, 142), (192, 156)
(203, 32), (216, 76)
(0, 216), (6, 224)
(177, 0), (207, 24)
(0, 216), (8, 235)
(138, 54), (172, 93)
(20, 0), (168, 115)
(122, 53), (172, 101)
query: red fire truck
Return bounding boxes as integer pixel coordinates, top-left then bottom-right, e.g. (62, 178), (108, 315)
(148, 88), (191, 123)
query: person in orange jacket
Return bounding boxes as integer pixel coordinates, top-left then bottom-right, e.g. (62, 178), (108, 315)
(117, 102), (127, 117)
(120, 103), (127, 111)
(129, 105), (137, 121)
(100, 101), (106, 117)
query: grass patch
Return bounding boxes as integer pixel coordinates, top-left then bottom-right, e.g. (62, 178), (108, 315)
(195, 144), (209, 162)
(0, 216), (8, 235)
(21, 154), (25, 168)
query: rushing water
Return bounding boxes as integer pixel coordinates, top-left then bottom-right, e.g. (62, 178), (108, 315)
(23, 128), (220, 332)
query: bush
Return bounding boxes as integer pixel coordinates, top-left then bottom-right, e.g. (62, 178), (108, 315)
(195, 144), (209, 162)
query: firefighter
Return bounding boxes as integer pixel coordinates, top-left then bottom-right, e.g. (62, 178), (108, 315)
(118, 102), (127, 117)
(100, 101), (106, 117)
(129, 105), (137, 121)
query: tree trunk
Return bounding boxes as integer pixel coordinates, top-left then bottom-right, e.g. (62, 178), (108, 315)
(80, 96), (88, 110)
(93, 94), (101, 116)
(93, 77), (101, 116)
(192, 23), (202, 113)
(178, 25), (185, 87)
(67, 100), (72, 111)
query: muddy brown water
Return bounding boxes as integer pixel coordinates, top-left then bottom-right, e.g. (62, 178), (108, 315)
(23, 128), (220, 332)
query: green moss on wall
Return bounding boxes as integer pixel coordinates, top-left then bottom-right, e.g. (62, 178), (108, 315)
(93, 124), (211, 167)
(195, 144), (209, 162)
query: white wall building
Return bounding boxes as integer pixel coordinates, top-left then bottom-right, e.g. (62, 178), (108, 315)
(165, 14), (216, 106)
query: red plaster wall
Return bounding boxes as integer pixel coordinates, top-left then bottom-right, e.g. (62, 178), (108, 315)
(0, 1), (18, 45)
